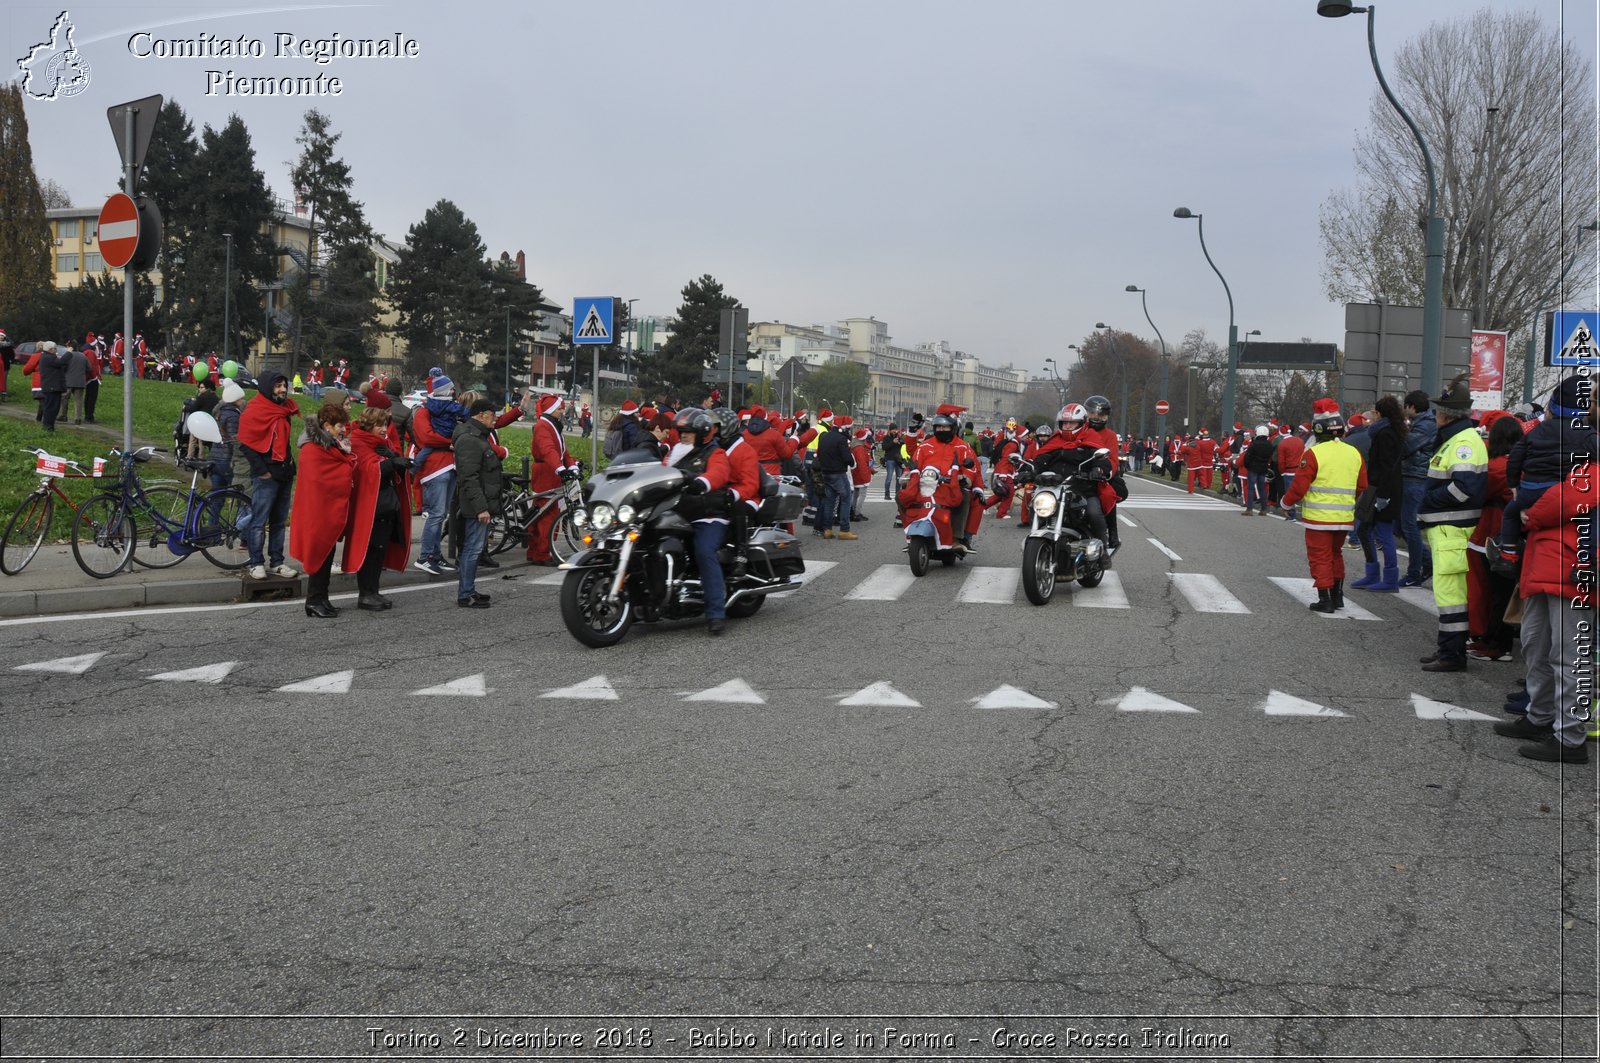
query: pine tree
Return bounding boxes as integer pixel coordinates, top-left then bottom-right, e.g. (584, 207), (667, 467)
(391, 199), (492, 380)
(313, 241), (382, 370)
(286, 109), (372, 373)
(0, 83), (52, 314)
(644, 274), (739, 401)
(480, 257), (546, 402)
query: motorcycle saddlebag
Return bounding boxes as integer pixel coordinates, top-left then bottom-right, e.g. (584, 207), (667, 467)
(756, 484), (806, 524)
(745, 527), (805, 578)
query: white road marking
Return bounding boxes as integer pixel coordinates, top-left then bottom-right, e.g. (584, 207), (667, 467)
(971, 684), (1057, 710)
(845, 564), (917, 601)
(1261, 690), (1348, 717)
(414, 674), (489, 697)
(149, 662), (237, 684)
(276, 670), (355, 694)
(680, 679), (766, 704)
(1267, 577), (1382, 620)
(13, 652), (105, 675)
(957, 566), (1020, 604)
(1147, 538), (1182, 561)
(772, 559), (838, 593)
(838, 681), (920, 707)
(1396, 587), (1439, 615)
(1118, 514), (1139, 528)
(1169, 572), (1250, 614)
(1065, 570), (1129, 608)
(1411, 694), (1498, 722)
(1104, 686), (1199, 713)
(540, 675), (617, 700)
(0, 578), (460, 627)
(527, 571), (566, 585)
(1118, 498), (1235, 510)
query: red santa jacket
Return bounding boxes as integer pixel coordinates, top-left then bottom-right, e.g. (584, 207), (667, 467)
(723, 436), (763, 512)
(1519, 462), (1595, 604)
(410, 406), (456, 484)
(288, 430), (355, 572)
(744, 419), (796, 475)
(530, 413), (575, 494)
(1276, 433), (1306, 473)
(849, 441), (873, 486)
(342, 426), (411, 573)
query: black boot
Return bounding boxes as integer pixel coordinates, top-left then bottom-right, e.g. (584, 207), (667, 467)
(1308, 587), (1336, 613)
(1330, 579), (1344, 610)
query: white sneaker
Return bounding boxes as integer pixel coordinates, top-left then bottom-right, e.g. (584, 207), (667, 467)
(272, 564), (299, 578)
(248, 564), (268, 580)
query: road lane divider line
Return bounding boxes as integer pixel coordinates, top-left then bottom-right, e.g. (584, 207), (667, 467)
(1147, 538), (1182, 562)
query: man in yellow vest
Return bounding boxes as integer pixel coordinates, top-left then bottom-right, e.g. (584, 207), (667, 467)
(1281, 399), (1368, 613)
(1417, 374), (1488, 672)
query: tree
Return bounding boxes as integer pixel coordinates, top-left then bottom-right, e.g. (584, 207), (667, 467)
(796, 359), (871, 417)
(309, 241), (382, 369)
(0, 83), (52, 313)
(1066, 330), (1160, 435)
(479, 257), (546, 401)
(1319, 9), (1598, 397)
(286, 109), (372, 374)
(641, 274), (739, 401)
(39, 178), (70, 208)
(391, 199), (493, 380)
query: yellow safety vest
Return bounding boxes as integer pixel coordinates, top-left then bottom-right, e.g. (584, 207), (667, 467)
(1299, 439), (1362, 530)
(1419, 422), (1488, 528)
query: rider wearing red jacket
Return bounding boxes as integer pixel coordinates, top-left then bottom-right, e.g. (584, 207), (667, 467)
(901, 408), (984, 550)
(1080, 395), (1123, 551)
(1032, 404), (1115, 547)
(671, 407), (734, 636)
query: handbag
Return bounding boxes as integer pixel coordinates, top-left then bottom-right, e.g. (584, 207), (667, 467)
(1354, 486), (1378, 524)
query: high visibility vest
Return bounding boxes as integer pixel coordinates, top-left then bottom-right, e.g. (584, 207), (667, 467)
(1299, 439), (1362, 531)
(1420, 422), (1488, 528)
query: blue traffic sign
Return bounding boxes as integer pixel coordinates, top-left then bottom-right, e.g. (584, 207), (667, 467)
(572, 297), (614, 346)
(1549, 310), (1598, 366)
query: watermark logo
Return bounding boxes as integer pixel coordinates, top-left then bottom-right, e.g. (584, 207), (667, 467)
(17, 10), (92, 101)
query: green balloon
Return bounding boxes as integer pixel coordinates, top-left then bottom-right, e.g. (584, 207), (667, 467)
(221, 360), (240, 379)
(193, 363), (209, 382)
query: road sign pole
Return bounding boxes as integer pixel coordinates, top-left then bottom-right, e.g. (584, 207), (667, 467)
(591, 345), (600, 471)
(121, 106), (135, 454)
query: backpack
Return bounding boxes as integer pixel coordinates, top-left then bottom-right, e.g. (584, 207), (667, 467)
(603, 426), (626, 459)
(173, 396), (196, 449)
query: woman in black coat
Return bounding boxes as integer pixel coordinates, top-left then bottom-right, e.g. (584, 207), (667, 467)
(1351, 394), (1405, 592)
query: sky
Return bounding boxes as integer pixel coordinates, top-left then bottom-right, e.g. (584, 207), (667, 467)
(8, 0), (1598, 377)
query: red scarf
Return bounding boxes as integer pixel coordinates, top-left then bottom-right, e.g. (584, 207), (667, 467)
(237, 393), (300, 461)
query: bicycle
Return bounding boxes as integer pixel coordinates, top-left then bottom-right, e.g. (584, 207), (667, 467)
(487, 468), (584, 562)
(70, 446), (252, 579)
(1, 449), (96, 576)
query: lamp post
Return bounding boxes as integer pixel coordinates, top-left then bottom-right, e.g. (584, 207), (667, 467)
(625, 298), (638, 399)
(503, 305), (512, 406)
(1094, 323), (1129, 436)
(1318, 0), (1445, 396)
(1523, 220), (1600, 403)
(222, 233), (233, 366)
(1125, 285), (1168, 440)
(1043, 357), (1065, 402)
(1172, 208), (1238, 433)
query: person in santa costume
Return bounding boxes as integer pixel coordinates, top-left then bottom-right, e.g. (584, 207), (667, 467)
(847, 420), (874, 522)
(989, 421), (1023, 522)
(670, 407), (736, 635)
(1280, 399), (1367, 613)
(1081, 395), (1123, 551)
(743, 404), (797, 477)
(1030, 403), (1115, 547)
(527, 393), (580, 566)
(1275, 424), (1307, 520)
(903, 405), (985, 551)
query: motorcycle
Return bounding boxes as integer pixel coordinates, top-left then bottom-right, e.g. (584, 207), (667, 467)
(902, 464), (981, 577)
(1014, 448), (1113, 606)
(558, 457), (807, 647)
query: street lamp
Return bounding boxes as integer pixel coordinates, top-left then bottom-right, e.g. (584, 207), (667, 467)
(1094, 323), (1129, 436)
(1125, 285), (1169, 439)
(1523, 220), (1600, 403)
(222, 233), (233, 366)
(1318, 0), (1445, 396)
(1172, 207), (1238, 433)
(1042, 357), (1065, 402)
(625, 298), (639, 398)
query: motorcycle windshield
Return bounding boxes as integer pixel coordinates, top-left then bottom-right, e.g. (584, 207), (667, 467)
(588, 463), (688, 509)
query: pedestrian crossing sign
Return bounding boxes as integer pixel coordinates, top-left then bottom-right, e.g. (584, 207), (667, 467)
(572, 297), (613, 346)
(1549, 311), (1598, 366)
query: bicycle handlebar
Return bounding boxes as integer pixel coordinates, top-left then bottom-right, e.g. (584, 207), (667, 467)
(19, 447), (86, 472)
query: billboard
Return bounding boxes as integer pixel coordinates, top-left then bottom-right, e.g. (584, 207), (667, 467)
(1469, 330), (1507, 411)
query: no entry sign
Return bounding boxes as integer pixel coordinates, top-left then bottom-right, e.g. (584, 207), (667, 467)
(96, 193), (140, 268)
(1155, 399), (1171, 415)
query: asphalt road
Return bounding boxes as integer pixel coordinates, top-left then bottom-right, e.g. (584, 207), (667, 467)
(3, 474), (1594, 1059)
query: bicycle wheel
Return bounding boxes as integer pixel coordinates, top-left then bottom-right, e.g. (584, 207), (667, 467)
(488, 496), (530, 556)
(130, 486), (190, 569)
(549, 505), (583, 563)
(1, 491), (53, 576)
(198, 488), (253, 570)
(71, 495), (134, 578)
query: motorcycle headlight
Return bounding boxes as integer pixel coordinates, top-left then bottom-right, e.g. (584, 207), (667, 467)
(591, 503), (615, 530)
(1033, 491), (1058, 518)
(571, 507), (590, 529)
(616, 504), (637, 525)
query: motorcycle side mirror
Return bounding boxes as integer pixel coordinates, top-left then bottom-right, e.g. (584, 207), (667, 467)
(1093, 448), (1111, 457)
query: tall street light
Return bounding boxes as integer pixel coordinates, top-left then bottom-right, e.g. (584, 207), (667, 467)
(1523, 220), (1600, 403)
(625, 297), (639, 398)
(1173, 207), (1237, 433)
(1095, 323), (1129, 437)
(1125, 285), (1168, 440)
(1042, 357), (1065, 402)
(1318, 0), (1445, 396)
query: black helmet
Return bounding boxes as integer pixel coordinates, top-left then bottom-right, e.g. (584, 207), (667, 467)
(674, 407), (715, 442)
(1084, 395), (1112, 428)
(930, 413), (957, 441)
(709, 406), (740, 445)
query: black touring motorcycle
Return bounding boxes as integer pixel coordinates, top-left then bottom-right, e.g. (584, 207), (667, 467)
(558, 453), (807, 647)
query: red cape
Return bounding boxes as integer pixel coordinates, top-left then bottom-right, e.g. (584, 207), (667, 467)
(288, 437), (354, 572)
(237, 393), (300, 461)
(342, 428), (411, 573)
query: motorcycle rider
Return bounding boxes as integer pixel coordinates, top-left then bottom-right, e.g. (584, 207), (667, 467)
(713, 407), (763, 575)
(670, 407), (734, 637)
(1081, 395), (1124, 554)
(907, 409), (985, 551)
(1030, 403), (1112, 548)
(989, 420), (1023, 522)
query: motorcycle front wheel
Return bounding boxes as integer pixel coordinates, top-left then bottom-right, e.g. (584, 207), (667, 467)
(560, 566), (634, 647)
(907, 537), (930, 577)
(1022, 537), (1056, 605)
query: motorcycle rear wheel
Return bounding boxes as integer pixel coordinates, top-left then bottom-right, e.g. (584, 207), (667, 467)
(1022, 537), (1056, 605)
(725, 594), (764, 619)
(907, 537), (930, 577)
(560, 566), (634, 647)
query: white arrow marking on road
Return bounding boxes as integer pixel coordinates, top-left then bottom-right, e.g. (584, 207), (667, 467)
(1146, 538), (1182, 561)
(957, 566), (1020, 604)
(1105, 687), (1199, 713)
(1268, 577), (1382, 620)
(1169, 572), (1250, 614)
(1066, 570), (1129, 608)
(539, 675), (617, 700)
(971, 684), (1058, 710)
(14, 652), (106, 675)
(413, 674), (489, 697)
(149, 662), (237, 684)
(1261, 690), (1348, 717)
(839, 681), (921, 707)
(277, 670), (355, 694)
(1395, 587), (1439, 615)
(680, 679), (766, 704)
(845, 564), (917, 601)
(772, 559), (838, 593)
(1411, 693), (1498, 722)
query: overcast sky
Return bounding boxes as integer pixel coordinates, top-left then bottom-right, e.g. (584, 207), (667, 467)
(9, 0), (1598, 375)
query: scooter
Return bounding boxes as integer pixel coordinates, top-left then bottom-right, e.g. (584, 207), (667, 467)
(902, 465), (979, 576)
(1014, 448), (1112, 606)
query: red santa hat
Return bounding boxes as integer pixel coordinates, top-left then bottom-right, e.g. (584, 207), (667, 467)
(1234, 422), (1243, 431)
(818, 407), (834, 423)
(709, 388), (723, 404)
(640, 405), (657, 419)
(750, 405), (766, 419)
(620, 400), (640, 416)
(835, 414), (853, 428)
(935, 403), (966, 417)
(853, 427), (871, 441)
(794, 408), (807, 419)
(536, 394), (564, 417)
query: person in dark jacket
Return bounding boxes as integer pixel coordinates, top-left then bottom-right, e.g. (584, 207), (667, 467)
(452, 399), (503, 608)
(64, 345), (89, 424)
(814, 420), (857, 540)
(344, 406), (412, 611)
(1350, 395), (1406, 592)
(1493, 373), (1596, 566)
(35, 341), (69, 432)
(1399, 390), (1437, 585)
(237, 371), (302, 579)
(1241, 426), (1275, 515)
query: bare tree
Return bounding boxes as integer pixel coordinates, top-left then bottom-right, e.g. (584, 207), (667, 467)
(39, 178), (71, 208)
(1319, 9), (1597, 397)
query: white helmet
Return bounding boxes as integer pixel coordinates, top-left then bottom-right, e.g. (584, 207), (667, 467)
(1255, 424), (1269, 437)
